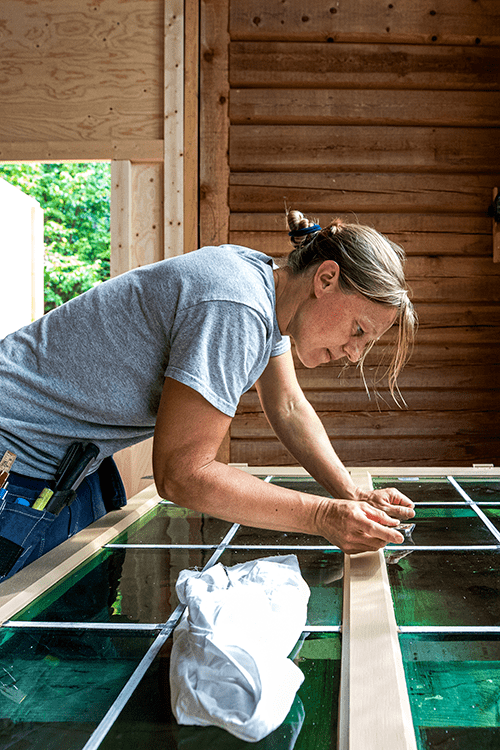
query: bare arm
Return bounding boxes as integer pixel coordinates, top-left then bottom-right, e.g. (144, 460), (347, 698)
(255, 350), (415, 518)
(153, 377), (406, 553)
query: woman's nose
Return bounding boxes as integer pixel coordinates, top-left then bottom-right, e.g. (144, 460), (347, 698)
(344, 341), (362, 363)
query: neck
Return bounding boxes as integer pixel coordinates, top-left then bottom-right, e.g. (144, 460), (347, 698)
(273, 266), (309, 335)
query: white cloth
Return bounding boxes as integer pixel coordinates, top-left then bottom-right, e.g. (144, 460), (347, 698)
(170, 555), (310, 742)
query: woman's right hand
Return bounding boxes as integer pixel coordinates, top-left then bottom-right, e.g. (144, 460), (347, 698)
(315, 497), (405, 554)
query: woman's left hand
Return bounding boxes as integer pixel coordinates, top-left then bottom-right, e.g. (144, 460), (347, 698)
(353, 486), (415, 520)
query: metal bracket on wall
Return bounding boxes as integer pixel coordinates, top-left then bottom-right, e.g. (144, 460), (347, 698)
(489, 187), (500, 262)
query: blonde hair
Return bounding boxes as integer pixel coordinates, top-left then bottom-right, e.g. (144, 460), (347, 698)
(286, 209), (417, 404)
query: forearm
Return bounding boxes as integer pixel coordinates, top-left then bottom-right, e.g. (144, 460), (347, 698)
(158, 459), (324, 535)
(265, 393), (361, 500)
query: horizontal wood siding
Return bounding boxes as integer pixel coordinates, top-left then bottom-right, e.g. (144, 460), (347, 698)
(227, 0), (500, 467)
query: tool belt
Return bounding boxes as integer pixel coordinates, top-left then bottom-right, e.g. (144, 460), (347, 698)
(0, 454), (126, 581)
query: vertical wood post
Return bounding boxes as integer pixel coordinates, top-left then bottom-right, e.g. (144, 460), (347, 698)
(493, 187), (500, 263)
(164, 0), (185, 258)
(110, 160), (132, 277)
(200, 0), (231, 463)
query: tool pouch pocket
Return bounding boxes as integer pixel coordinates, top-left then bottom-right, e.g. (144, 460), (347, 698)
(0, 495), (54, 579)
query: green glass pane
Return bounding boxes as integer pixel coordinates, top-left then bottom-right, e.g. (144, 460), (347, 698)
(99, 632), (341, 750)
(0, 626), (156, 749)
(219, 549), (343, 627)
(456, 478), (500, 504)
(484, 507), (500, 533)
(13, 547), (209, 625)
(400, 633), (500, 750)
(112, 502), (232, 546)
(386, 506), (498, 547)
(387, 551), (500, 626)
(372, 477), (463, 503)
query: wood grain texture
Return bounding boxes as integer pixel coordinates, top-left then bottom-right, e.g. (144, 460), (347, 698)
(199, 0), (230, 247)
(0, 139), (164, 162)
(230, 436), (500, 467)
(231, 89), (500, 127)
(0, 0), (163, 143)
(230, 125), (500, 173)
(230, 0), (500, 45)
(230, 41), (500, 90)
(229, 172), (500, 215)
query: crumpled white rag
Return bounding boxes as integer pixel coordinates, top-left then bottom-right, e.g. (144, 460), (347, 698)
(169, 554), (310, 742)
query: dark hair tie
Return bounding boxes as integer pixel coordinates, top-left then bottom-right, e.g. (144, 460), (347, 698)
(289, 223), (322, 238)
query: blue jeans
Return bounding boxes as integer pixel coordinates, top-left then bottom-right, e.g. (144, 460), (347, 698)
(0, 457), (126, 581)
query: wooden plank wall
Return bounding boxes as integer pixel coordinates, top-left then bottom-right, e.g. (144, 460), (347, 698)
(222, 0), (500, 467)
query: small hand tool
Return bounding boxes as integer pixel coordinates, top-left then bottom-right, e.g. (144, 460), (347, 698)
(33, 442), (99, 515)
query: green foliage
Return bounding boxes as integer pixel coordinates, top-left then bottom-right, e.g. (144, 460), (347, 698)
(0, 162), (111, 312)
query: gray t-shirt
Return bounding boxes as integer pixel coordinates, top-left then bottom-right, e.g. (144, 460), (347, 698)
(0, 245), (290, 478)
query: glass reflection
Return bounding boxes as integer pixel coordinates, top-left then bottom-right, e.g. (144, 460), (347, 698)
(455, 477), (500, 504)
(99, 633), (340, 750)
(386, 506), (498, 547)
(372, 477), (463, 504)
(219, 550), (343, 627)
(112, 503), (232, 546)
(387, 550), (500, 627)
(400, 633), (500, 750)
(0, 626), (156, 749)
(14, 547), (210, 625)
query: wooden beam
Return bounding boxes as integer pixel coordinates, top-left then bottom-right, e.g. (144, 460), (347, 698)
(199, 0), (230, 247)
(0, 140), (164, 163)
(164, 0), (184, 258)
(184, 0), (200, 254)
(110, 160), (132, 278)
(493, 188), (500, 263)
(339, 468), (417, 749)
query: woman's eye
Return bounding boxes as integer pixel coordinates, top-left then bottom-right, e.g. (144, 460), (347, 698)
(355, 325), (364, 337)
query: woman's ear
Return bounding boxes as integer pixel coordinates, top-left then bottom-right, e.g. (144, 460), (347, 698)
(313, 260), (340, 297)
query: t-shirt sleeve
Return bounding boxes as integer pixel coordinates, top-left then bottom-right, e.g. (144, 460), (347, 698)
(165, 301), (272, 417)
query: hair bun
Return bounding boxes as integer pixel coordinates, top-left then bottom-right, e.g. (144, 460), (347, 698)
(287, 209), (321, 246)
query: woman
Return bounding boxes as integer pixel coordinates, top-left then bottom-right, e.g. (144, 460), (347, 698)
(0, 209), (416, 580)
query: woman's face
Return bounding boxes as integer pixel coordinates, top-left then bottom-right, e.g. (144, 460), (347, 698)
(284, 261), (397, 369)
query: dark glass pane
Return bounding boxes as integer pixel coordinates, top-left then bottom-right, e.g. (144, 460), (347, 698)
(456, 478), (500, 504)
(484, 507), (500, 533)
(99, 632), (341, 750)
(372, 477), (463, 503)
(387, 506), (498, 547)
(386, 550), (500, 626)
(400, 633), (500, 750)
(270, 477), (333, 499)
(0, 626), (156, 750)
(233, 525), (331, 547)
(13, 547), (210, 625)
(218, 549), (343, 627)
(112, 503), (232, 546)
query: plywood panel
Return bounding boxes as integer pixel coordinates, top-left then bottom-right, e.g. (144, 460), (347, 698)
(0, 0), (163, 143)
(229, 173), (500, 215)
(230, 125), (500, 173)
(231, 89), (500, 127)
(230, 0), (500, 45)
(230, 41), (500, 90)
